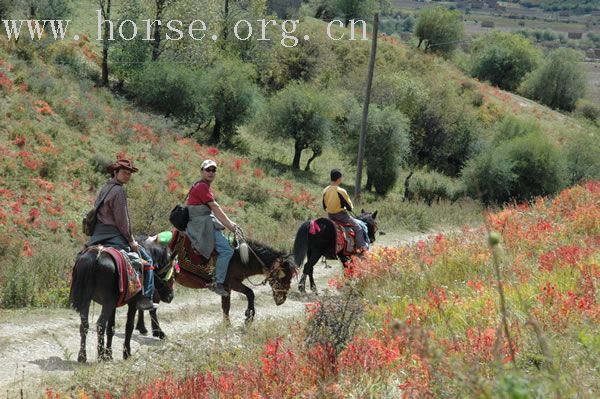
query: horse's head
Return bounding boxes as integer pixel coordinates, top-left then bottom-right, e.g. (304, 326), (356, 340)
(139, 237), (175, 303)
(358, 209), (378, 244)
(266, 255), (297, 306)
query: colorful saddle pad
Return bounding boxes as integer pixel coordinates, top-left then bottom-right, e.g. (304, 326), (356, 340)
(169, 229), (216, 285)
(333, 222), (357, 257)
(100, 246), (142, 307)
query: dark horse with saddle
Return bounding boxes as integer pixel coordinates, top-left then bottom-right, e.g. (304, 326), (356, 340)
(293, 210), (378, 293)
(69, 231), (297, 362)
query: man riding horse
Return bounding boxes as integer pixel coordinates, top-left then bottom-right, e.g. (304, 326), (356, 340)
(322, 169), (369, 252)
(87, 158), (154, 311)
(185, 159), (238, 297)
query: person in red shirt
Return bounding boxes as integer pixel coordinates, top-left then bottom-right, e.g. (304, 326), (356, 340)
(185, 160), (237, 297)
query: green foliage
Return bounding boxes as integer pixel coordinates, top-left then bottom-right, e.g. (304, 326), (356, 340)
(130, 62), (208, 124)
(564, 132), (600, 184)
(35, 0), (73, 20)
(0, 0), (12, 19)
(313, 0), (375, 25)
(575, 100), (600, 123)
(470, 31), (541, 91)
(408, 85), (477, 177)
(463, 133), (567, 204)
(415, 6), (463, 55)
(519, 48), (586, 111)
(203, 58), (259, 146)
(259, 82), (330, 169)
(493, 115), (541, 144)
(371, 71), (429, 118)
(111, 0), (150, 82)
(411, 170), (465, 205)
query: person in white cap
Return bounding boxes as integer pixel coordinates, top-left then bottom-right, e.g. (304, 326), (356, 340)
(185, 160), (237, 297)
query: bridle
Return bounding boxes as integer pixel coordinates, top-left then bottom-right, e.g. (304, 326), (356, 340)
(245, 247), (290, 294)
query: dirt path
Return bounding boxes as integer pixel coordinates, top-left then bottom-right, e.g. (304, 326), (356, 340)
(0, 230), (445, 398)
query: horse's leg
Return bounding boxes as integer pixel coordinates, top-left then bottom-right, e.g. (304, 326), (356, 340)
(104, 308), (116, 361)
(136, 309), (148, 335)
(300, 252), (321, 294)
(150, 309), (166, 339)
(77, 301), (90, 363)
(123, 302), (137, 360)
(231, 282), (255, 325)
(221, 292), (232, 326)
(96, 305), (113, 361)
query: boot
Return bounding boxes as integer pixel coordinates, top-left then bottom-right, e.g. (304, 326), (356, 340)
(209, 282), (229, 297)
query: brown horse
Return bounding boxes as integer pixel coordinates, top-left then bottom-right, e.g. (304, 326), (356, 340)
(173, 237), (297, 324)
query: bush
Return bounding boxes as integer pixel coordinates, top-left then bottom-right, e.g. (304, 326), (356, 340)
(411, 171), (465, 205)
(564, 132), (600, 184)
(493, 115), (540, 144)
(130, 62), (207, 124)
(470, 31), (541, 91)
(575, 100), (600, 123)
(415, 6), (463, 55)
(519, 48), (586, 111)
(463, 133), (566, 204)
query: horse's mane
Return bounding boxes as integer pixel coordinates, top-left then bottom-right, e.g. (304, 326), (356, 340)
(245, 240), (288, 266)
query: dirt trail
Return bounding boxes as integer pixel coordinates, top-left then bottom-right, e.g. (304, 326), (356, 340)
(0, 230), (444, 398)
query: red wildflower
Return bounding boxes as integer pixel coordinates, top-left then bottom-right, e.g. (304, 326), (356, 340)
(207, 147), (219, 156)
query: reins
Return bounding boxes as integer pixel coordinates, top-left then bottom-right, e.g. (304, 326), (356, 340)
(234, 227), (286, 289)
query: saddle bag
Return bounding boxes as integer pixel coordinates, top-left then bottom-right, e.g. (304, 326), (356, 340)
(169, 205), (189, 231)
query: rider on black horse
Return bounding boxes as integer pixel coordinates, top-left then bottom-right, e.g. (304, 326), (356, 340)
(322, 169), (369, 252)
(86, 158), (155, 311)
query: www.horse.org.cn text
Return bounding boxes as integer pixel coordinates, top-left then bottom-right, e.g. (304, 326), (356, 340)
(0, 13), (370, 48)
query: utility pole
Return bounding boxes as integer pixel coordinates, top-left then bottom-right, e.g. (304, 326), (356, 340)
(354, 12), (379, 203)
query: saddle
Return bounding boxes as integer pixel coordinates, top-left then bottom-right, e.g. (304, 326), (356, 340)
(333, 221), (357, 257)
(169, 229), (217, 288)
(81, 246), (142, 307)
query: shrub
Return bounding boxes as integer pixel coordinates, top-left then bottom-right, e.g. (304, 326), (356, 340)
(411, 171), (465, 205)
(463, 133), (566, 204)
(519, 48), (586, 111)
(415, 6), (463, 55)
(564, 132), (600, 184)
(493, 115), (540, 144)
(130, 62), (208, 124)
(470, 31), (541, 91)
(575, 100), (600, 123)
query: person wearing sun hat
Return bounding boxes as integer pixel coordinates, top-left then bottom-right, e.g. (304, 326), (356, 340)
(185, 159), (238, 297)
(87, 158), (154, 311)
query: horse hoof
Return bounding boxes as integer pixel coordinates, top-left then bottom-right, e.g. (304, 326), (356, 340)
(77, 352), (87, 363)
(298, 284), (306, 294)
(137, 327), (149, 336)
(123, 350), (131, 360)
(153, 330), (166, 340)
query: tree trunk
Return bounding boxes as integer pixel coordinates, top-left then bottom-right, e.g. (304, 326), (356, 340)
(403, 170), (414, 202)
(304, 148), (321, 171)
(365, 173), (373, 192)
(151, 1), (164, 61)
(417, 39), (422, 49)
(100, 0), (111, 87)
(211, 118), (222, 144)
(292, 142), (303, 170)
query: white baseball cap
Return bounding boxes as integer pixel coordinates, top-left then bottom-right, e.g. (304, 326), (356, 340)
(201, 159), (217, 170)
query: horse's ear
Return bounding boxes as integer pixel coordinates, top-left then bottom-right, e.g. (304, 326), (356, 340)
(372, 210), (378, 219)
(361, 208), (365, 214)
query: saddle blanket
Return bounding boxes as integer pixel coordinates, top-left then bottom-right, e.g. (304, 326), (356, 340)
(334, 222), (357, 257)
(100, 246), (142, 307)
(169, 229), (216, 286)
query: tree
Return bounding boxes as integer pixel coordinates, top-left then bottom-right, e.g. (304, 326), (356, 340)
(519, 48), (586, 111)
(203, 58), (259, 146)
(470, 31), (542, 91)
(129, 62), (208, 124)
(261, 82), (330, 170)
(401, 15), (415, 32)
(98, 0), (112, 86)
(150, 0), (180, 61)
(0, 0), (12, 19)
(415, 6), (463, 55)
(111, 0), (150, 84)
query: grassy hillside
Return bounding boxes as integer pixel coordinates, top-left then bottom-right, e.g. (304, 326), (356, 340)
(0, 1), (597, 309)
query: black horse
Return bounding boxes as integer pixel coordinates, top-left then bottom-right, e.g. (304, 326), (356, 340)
(293, 210), (378, 293)
(173, 239), (298, 325)
(134, 236), (175, 339)
(69, 240), (174, 363)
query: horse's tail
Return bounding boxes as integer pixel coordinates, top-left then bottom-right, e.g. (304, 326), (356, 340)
(293, 221), (310, 267)
(69, 252), (96, 313)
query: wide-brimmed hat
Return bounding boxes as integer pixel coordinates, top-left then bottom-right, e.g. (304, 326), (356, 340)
(107, 158), (139, 173)
(201, 159), (217, 170)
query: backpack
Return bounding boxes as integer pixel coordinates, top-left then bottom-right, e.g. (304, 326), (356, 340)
(82, 184), (116, 236)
